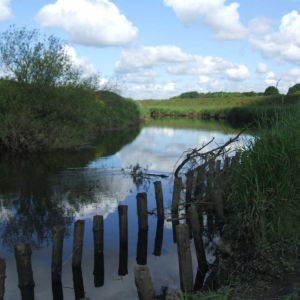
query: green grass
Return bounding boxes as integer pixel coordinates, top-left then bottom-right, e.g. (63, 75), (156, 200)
(138, 94), (299, 126)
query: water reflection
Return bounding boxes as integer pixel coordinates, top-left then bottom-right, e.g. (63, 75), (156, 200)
(0, 120), (250, 299)
(0, 128), (140, 249)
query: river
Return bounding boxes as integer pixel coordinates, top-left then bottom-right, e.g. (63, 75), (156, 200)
(0, 119), (250, 300)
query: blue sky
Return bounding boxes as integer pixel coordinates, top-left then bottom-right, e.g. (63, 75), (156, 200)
(0, 0), (299, 98)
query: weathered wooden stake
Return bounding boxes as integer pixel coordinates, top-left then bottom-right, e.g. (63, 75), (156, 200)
(136, 230), (148, 265)
(15, 244), (35, 300)
(0, 258), (5, 300)
(72, 266), (85, 300)
(189, 205), (208, 289)
(153, 219), (164, 256)
(137, 193), (148, 231)
(185, 171), (194, 204)
(72, 220), (85, 269)
(52, 226), (65, 283)
(93, 215), (104, 287)
(175, 224), (193, 293)
(154, 181), (165, 220)
(118, 205), (128, 276)
(134, 266), (156, 300)
(172, 177), (182, 214)
(195, 165), (205, 201)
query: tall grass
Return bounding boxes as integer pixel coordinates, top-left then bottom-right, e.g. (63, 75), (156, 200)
(228, 105), (300, 251)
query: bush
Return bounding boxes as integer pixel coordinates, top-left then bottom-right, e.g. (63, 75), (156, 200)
(0, 27), (140, 151)
(287, 83), (300, 95)
(264, 86), (279, 96)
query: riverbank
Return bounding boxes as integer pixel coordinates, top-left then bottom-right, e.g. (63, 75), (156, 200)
(0, 80), (140, 151)
(138, 94), (299, 126)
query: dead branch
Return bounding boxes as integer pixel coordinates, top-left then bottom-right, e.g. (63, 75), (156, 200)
(174, 130), (245, 178)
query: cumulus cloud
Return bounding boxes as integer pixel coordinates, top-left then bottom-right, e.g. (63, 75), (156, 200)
(36, 0), (138, 46)
(0, 0), (12, 21)
(63, 45), (97, 76)
(226, 65), (250, 81)
(116, 46), (250, 82)
(256, 63), (268, 74)
(164, 0), (247, 40)
(249, 17), (273, 34)
(250, 11), (300, 64)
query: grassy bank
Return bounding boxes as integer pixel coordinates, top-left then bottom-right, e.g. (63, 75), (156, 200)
(209, 106), (300, 299)
(0, 79), (140, 151)
(138, 94), (299, 126)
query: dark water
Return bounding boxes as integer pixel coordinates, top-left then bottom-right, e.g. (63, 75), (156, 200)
(0, 120), (250, 300)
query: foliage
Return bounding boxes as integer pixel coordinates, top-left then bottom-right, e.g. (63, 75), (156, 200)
(0, 27), (140, 151)
(287, 83), (300, 95)
(264, 86), (279, 96)
(228, 107), (300, 251)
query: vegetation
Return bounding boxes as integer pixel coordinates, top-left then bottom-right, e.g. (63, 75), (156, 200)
(287, 83), (300, 95)
(264, 85), (280, 96)
(0, 27), (140, 151)
(138, 93), (299, 126)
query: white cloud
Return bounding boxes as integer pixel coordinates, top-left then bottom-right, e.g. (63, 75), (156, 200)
(63, 45), (97, 76)
(0, 0), (12, 21)
(164, 0), (247, 40)
(265, 71), (278, 86)
(249, 17), (273, 34)
(36, 0), (138, 46)
(115, 46), (189, 72)
(256, 63), (268, 74)
(226, 64), (250, 81)
(116, 45), (250, 82)
(250, 11), (300, 64)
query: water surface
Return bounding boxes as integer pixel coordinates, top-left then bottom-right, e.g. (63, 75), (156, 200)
(0, 119), (250, 300)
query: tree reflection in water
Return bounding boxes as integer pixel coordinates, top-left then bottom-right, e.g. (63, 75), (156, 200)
(0, 127), (140, 249)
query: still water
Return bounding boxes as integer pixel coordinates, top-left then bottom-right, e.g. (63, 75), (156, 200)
(0, 120), (249, 299)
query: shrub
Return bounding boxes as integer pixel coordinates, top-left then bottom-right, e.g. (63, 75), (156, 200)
(287, 83), (300, 95)
(264, 86), (279, 96)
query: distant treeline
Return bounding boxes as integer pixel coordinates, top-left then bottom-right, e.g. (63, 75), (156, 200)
(174, 91), (264, 99)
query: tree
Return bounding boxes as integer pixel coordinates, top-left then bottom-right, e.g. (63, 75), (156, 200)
(287, 83), (300, 95)
(0, 26), (97, 88)
(264, 86), (280, 96)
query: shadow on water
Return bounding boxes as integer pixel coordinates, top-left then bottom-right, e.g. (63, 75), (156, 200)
(0, 127), (140, 249)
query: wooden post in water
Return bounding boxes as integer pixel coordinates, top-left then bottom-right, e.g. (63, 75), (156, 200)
(15, 244), (35, 300)
(153, 219), (164, 256)
(0, 258), (5, 300)
(185, 170), (194, 204)
(189, 204), (208, 289)
(134, 266), (156, 300)
(172, 177), (182, 214)
(154, 181), (164, 220)
(93, 215), (104, 287)
(72, 266), (85, 300)
(118, 205), (128, 276)
(136, 230), (148, 265)
(136, 193), (148, 265)
(51, 226), (65, 300)
(172, 177), (182, 243)
(195, 165), (206, 201)
(137, 193), (148, 231)
(72, 220), (85, 269)
(175, 224), (193, 293)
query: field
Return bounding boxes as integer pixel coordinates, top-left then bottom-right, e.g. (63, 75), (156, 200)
(138, 94), (299, 125)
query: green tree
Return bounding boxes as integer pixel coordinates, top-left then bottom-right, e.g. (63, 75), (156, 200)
(264, 86), (280, 96)
(287, 83), (300, 95)
(0, 26), (97, 88)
